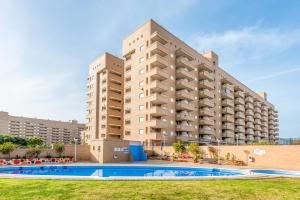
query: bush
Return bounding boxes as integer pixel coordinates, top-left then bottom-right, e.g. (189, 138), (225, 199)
(53, 143), (65, 157)
(0, 142), (17, 158)
(26, 145), (44, 158)
(187, 143), (203, 162)
(208, 146), (218, 159)
(172, 141), (186, 157)
(27, 137), (43, 147)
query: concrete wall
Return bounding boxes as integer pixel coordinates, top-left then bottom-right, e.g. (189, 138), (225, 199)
(149, 145), (300, 170)
(0, 144), (91, 161)
(89, 139), (130, 163)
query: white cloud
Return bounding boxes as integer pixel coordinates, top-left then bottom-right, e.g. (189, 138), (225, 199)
(189, 26), (300, 67)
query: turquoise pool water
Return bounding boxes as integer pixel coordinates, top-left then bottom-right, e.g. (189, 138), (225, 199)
(0, 166), (244, 177)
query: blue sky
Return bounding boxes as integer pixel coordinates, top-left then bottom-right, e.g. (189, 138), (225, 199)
(0, 0), (299, 138)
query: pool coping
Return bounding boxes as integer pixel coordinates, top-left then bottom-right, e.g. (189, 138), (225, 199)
(0, 164), (295, 180)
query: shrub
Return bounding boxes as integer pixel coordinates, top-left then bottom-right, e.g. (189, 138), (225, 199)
(208, 146), (218, 159)
(53, 143), (65, 157)
(27, 137), (43, 147)
(187, 143), (202, 162)
(172, 141), (186, 158)
(0, 142), (17, 158)
(26, 145), (44, 158)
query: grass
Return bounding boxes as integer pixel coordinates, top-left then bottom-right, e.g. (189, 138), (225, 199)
(0, 178), (300, 200)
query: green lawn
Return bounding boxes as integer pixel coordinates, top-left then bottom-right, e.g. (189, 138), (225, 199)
(0, 178), (300, 200)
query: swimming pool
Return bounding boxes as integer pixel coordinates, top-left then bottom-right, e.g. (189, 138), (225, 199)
(251, 169), (300, 177)
(0, 165), (245, 178)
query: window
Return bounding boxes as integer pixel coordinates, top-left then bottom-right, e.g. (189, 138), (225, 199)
(139, 81), (144, 87)
(139, 105), (144, 110)
(139, 129), (144, 134)
(139, 93), (144, 98)
(139, 69), (144, 75)
(139, 57), (145, 63)
(139, 117), (144, 122)
(140, 45), (144, 51)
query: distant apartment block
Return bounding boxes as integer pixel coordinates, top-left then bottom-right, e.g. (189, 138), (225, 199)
(0, 111), (85, 145)
(85, 20), (279, 146)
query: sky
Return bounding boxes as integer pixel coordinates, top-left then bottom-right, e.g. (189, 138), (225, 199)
(0, 0), (299, 138)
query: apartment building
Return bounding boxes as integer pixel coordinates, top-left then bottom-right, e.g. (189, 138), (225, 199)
(87, 20), (279, 146)
(84, 53), (124, 144)
(0, 111), (85, 145)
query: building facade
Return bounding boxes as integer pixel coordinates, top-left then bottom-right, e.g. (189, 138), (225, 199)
(0, 111), (84, 145)
(87, 20), (279, 147)
(84, 53), (124, 144)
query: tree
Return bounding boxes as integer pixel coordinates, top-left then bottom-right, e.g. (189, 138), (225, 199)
(187, 143), (201, 162)
(172, 141), (186, 157)
(0, 134), (27, 146)
(26, 145), (44, 158)
(53, 143), (65, 157)
(0, 142), (16, 158)
(208, 146), (218, 159)
(27, 136), (43, 147)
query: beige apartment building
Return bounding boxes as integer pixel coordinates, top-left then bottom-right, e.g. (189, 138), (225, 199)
(84, 53), (124, 145)
(0, 111), (85, 145)
(86, 20), (279, 147)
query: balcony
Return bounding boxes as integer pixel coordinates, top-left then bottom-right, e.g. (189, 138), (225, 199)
(235, 126), (245, 133)
(176, 56), (194, 71)
(235, 112), (245, 119)
(235, 98), (245, 105)
(246, 129), (254, 135)
(245, 110), (254, 116)
(199, 89), (214, 98)
(222, 124), (234, 130)
(149, 41), (168, 57)
(176, 101), (194, 111)
(235, 120), (245, 126)
(149, 93), (169, 104)
(245, 96), (254, 103)
(176, 124), (195, 132)
(150, 80), (168, 93)
(176, 68), (194, 81)
(254, 107), (261, 113)
(222, 107), (234, 115)
(176, 113), (195, 121)
(110, 82), (122, 92)
(199, 99), (214, 107)
(254, 119), (262, 125)
(222, 130), (234, 138)
(176, 79), (195, 91)
(199, 118), (214, 125)
(107, 127), (122, 136)
(176, 90), (195, 101)
(235, 105), (245, 112)
(261, 111), (268, 116)
(147, 132), (164, 141)
(150, 68), (169, 81)
(246, 135), (254, 141)
(245, 103), (254, 110)
(150, 32), (168, 45)
(222, 99), (234, 107)
(269, 125), (275, 130)
(199, 109), (214, 117)
(109, 91), (122, 101)
(176, 135), (192, 142)
(222, 115), (234, 123)
(254, 113), (262, 119)
(199, 128), (214, 135)
(254, 125), (262, 131)
(147, 120), (168, 129)
(246, 117), (254, 122)
(261, 122), (268, 127)
(149, 54), (169, 69)
(235, 91), (245, 98)
(236, 133), (246, 140)
(254, 101), (261, 107)
(108, 109), (122, 117)
(108, 118), (122, 126)
(175, 48), (194, 61)
(199, 80), (214, 90)
(149, 106), (168, 116)
(221, 92), (234, 100)
(261, 116), (268, 122)
(261, 106), (268, 111)
(199, 71), (213, 80)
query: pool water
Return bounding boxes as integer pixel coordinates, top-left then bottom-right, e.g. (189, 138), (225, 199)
(0, 166), (244, 177)
(251, 169), (300, 177)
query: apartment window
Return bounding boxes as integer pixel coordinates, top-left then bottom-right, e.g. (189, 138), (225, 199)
(140, 45), (144, 51)
(139, 69), (144, 75)
(139, 81), (144, 87)
(139, 129), (144, 134)
(139, 117), (144, 122)
(139, 105), (144, 110)
(139, 57), (145, 63)
(139, 93), (144, 98)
